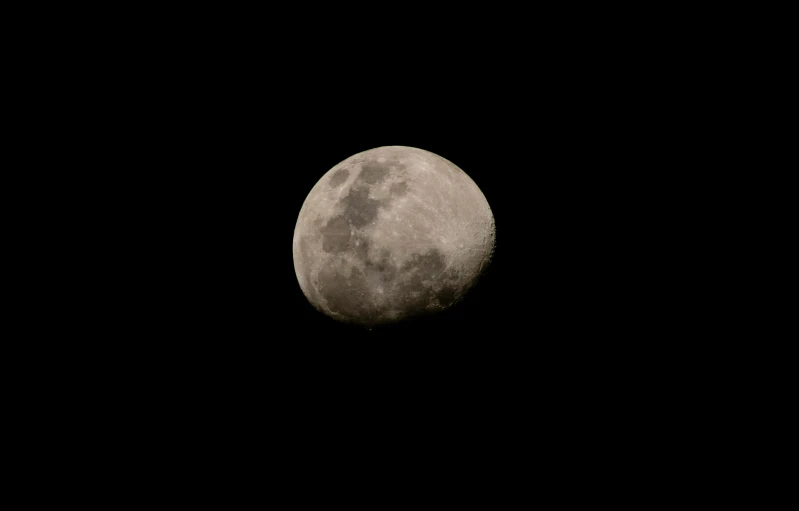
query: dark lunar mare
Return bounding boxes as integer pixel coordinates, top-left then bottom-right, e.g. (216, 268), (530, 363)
(328, 167), (349, 187)
(359, 159), (405, 184)
(389, 181), (409, 196)
(393, 248), (460, 314)
(319, 158), (405, 254)
(320, 216), (351, 253)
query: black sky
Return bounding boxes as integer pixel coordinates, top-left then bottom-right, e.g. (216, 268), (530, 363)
(98, 9), (699, 401)
(28, 7), (737, 492)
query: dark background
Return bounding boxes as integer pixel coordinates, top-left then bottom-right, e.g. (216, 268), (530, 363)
(64, 2), (717, 428)
(36, 7), (731, 491)
(97, 12), (696, 384)
(101, 53), (690, 473)
(114, 53), (686, 386)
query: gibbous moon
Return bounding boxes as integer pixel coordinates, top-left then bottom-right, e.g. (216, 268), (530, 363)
(293, 146), (495, 326)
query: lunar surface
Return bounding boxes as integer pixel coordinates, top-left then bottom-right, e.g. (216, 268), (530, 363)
(293, 146), (495, 327)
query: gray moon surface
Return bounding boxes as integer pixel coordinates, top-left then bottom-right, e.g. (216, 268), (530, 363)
(293, 146), (495, 326)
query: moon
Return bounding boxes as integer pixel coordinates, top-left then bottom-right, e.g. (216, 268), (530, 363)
(293, 146), (495, 327)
